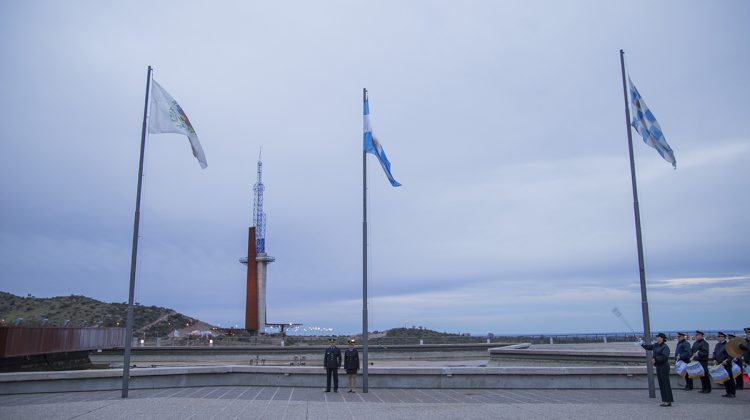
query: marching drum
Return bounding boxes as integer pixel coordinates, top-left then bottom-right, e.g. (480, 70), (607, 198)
(709, 365), (730, 383)
(674, 360), (688, 377)
(731, 362), (741, 379)
(686, 361), (705, 378)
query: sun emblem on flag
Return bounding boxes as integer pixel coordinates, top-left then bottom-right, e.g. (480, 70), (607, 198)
(168, 100), (197, 135)
(633, 98), (642, 111)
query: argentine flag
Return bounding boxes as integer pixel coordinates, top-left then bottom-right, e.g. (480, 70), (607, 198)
(364, 91), (401, 187)
(628, 77), (676, 169)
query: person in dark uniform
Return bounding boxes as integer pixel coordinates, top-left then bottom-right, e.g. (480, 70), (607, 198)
(727, 333), (743, 390)
(691, 330), (711, 393)
(674, 332), (692, 390)
(640, 332), (674, 406)
(344, 339), (360, 393)
(713, 332), (736, 398)
(740, 327), (750, 388)
(323, 338), (342, 393)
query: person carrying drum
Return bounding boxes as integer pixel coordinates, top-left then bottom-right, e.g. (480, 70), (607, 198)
(741, 328), (750, 386)
(727, 333), (743, 390)
(713, 332), (736, 398)
(691, 330), (711, 393)
(639, 332), (674, 407)
(674, 332), (692, 390)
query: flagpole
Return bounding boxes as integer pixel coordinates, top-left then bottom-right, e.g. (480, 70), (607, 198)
(362, 87), (369, 393)
(122, 65), (152, 398)
(619, 50), (656, 399)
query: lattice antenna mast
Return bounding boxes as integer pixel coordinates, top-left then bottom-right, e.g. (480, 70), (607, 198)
(253, 149), (266, 253)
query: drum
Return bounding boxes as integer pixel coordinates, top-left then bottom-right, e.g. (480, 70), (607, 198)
(686, 361), (704, 378)
(674, 360), (688, 377)
(731, 362), (741, 379)
(709, 365), (730, 383)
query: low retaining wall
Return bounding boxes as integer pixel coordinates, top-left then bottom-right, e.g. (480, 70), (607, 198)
(0, 365), (686, 395)
(89, 344), (498, 368)
(489, 344), (645, 366)
(488, 342), (719, 366)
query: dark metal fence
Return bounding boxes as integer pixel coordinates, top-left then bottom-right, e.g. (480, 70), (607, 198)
(0, 327), (126, 358)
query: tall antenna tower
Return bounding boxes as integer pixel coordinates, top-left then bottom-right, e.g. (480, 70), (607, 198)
(253, 149), (266, 253)
(240, 147), (275, 333)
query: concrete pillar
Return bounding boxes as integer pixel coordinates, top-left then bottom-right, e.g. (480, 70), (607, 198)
(280, 339), (285, 347)
(156, 338), (161, 347)
(603, 336), (607, 343)
(257, 259), (267, 330)
(419, 339), (423, 345)
(256, 253), (275, 331)
(550, 337), (554, 345)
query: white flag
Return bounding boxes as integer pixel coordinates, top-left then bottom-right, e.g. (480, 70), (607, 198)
(148, 80), (207, 169)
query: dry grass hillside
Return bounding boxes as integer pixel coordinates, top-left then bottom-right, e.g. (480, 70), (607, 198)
(0, 291), (207, 338)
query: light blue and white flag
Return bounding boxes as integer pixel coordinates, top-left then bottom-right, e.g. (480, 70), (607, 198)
(628, 77), (675, 169)
(363, 93), (401, 187)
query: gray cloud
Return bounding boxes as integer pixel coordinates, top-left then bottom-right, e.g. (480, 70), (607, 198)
(1, 1), (748, 335)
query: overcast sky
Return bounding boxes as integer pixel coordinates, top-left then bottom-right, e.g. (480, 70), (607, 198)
(1, 1), (748, 335)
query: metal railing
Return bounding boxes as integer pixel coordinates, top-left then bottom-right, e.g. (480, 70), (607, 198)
(125, 332), (661, 348)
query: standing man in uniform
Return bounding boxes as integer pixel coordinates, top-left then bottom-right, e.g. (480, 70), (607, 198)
(714, 332), (736, 398)
(727, 333), (743, 390)
(323, 338), (342, 393)
(675, 332), (692, 390)
(740, 327), (750, 390)
(639, 332), (674, 407)
(741, 328), (750, 388)
(691, 330), (711, 393)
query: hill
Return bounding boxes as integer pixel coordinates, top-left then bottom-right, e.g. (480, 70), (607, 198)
(384, 327), (465, 338)
(0, 291), (207, 338)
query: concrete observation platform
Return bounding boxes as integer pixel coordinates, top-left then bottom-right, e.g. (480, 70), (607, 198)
(1, 386), (746, 420)
(2, 341), (735, 395)
(0, 364), (720, 395)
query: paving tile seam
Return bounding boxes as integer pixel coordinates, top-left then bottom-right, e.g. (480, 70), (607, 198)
(200, 386), (224, 399)
(62, 399), (121, 420)
(206, 387), (241, 420)
(215, 385), (237, 399)
(445, 388), (487, 404)
(257, 386), (281, 419)
(342, 391), (357, 420)
(280, 387), (294, 420)
(413, 387), (442, 403)
(1, 387), (747, 408)
(230, 388), (263, 420)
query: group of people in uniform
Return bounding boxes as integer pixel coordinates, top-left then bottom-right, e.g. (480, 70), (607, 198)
(640, 327), (750, 407)
(323, 338), (360, 393)
(322, 331), (750, 401)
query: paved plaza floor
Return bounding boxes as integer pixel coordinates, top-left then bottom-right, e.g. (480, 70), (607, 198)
(0, 386), (746, 419)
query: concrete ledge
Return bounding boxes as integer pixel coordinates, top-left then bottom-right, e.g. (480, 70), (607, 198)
(488, 342), (719, 366)
(0, 365), (686, 394)
(490, 344), (655, 365)
(89, 343), (500, 366)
